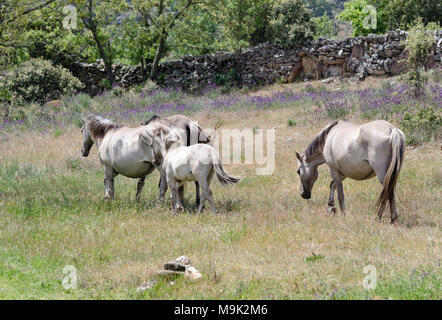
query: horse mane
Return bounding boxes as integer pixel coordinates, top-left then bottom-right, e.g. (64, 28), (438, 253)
(87, 116), (123, 139)
(305, 120), (339, 160)
(143, 115), (161, 125)
(164, 129), (184, 151)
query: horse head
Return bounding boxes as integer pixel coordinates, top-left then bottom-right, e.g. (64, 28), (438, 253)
(296, 152), (319, 199)
(80, 118), (94, 157)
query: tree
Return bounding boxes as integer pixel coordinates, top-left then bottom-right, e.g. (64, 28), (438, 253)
(384, 0), (441, 31)
(0, 0), (58, 66)
(313, 13), (335, 39)
(303, 0), (333, 18)
(72, 0), (125, 86)
(128, 0), (210, 80)
(339, 0), (442, 36)
(338, 0), (388, 36)
(269, 0), (316, 46)
(168, 9), (222, 56)
(215, 0), (275, 50)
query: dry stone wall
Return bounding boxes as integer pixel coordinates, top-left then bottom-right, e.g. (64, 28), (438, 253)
(71, 30), (442, 95)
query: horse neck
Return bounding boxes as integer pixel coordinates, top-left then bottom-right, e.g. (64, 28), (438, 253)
(92, 135), (104, 150)
(168, 141), (184, 152)
(307, 152), (326, 167)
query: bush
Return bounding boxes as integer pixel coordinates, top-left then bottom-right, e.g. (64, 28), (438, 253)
(404, 20), (435, 97)
(400, 107), (442, 146)
(0, 58), (84, 106)
(269, 0), (316, 46)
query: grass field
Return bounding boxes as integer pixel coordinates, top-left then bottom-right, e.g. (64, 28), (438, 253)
(0, 77), (440, 299)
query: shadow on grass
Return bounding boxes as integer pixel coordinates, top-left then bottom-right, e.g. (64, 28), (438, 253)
(168, 197), (247, 215)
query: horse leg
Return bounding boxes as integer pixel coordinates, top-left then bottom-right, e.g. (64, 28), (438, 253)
(330, 169), (346, 215)
(206, 188), (216, 214)
(178, 184), (185, 205)
(336, 181), (346, 215)
(105, 177), (115, 200)
(195, 181), (201, 207)
(136, 176), (146, 201)
(104, 178), (108, 198)
(168, 178), (180, 215)
(157, 167), (168, 201)
(197, 192), (207, 214)
(327, 180), (337, 214)
(198, 175), (213, 214)
(104, 167), (117, 200)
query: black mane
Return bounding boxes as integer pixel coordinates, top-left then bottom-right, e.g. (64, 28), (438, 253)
(305, 120), (339, 160)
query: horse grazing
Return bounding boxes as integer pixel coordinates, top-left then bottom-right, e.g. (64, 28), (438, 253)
(80, 116), (168, 200)
(296, 120), (405, 224)
(143, 114), (213, 206)
(156, 130), (240, 214)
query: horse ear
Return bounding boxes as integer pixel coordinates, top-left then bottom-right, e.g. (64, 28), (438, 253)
(296, 152), (302, 161)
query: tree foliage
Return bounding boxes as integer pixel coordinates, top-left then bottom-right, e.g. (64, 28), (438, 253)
(269, 0), (316, 46)
(339, 0), (441, 36)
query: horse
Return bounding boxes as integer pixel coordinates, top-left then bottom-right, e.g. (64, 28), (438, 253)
(143, 114), (213, 206)
(156, 130), (240, 214)
(296, 119), (405, 224)
(80, 116), (168, 201)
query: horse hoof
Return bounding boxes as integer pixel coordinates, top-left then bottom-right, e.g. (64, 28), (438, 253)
(327, 207), (337, 215)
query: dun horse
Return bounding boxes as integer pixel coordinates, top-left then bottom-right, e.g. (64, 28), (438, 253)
(143, 114), (213, 206)
(156, 130), (240, 214)
(296, 120), (405, 224)
(80, 116), (168, 200)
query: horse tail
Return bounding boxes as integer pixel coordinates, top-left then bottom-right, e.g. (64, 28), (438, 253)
(375, 128), (405, 219)
(185, 123), (191, 146)
(186, 121), (210, 145)
(197, 125), (211, 144)
(212, 151), (240, 185)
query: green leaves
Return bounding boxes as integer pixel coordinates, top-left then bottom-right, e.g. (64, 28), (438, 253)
(269, 0), (316, 46)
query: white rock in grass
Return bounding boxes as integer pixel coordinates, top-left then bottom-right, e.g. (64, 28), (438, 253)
(184, 266), (202, 280)
(136, 280), (156, 292)
(175, 256), (191, 266)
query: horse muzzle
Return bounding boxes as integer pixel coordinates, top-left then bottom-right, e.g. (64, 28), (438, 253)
(301, 192), (311, 199)
(81, 148), (89, 157)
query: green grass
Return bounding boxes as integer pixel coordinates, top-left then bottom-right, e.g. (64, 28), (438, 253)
(0, 79), (440, 300)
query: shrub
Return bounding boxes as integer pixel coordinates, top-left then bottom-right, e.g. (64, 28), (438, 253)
(65, 93), (92, 113)
(0, 58), (84, 106)
(324, 101), (350, 119)
(400, 107), (442, 146)
(269, 0), (316, 46)
(404, 20), (435, 97)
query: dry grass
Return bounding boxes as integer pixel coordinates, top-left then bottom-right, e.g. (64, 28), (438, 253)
(0, 81), (440, 300)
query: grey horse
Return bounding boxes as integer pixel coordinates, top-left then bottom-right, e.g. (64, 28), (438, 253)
(296, 120), (405, 224)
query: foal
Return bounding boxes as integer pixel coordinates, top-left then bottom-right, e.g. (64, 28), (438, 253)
(157, 131), (240, 214)
(143, 114), (212, 206)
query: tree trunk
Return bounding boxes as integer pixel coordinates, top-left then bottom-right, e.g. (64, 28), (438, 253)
(140, 56), (145, 81)
(150, 33), (166, 80)
(90, 26), (114, 87)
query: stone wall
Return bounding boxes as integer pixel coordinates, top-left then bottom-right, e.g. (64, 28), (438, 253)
(71, 30), (442, 95)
